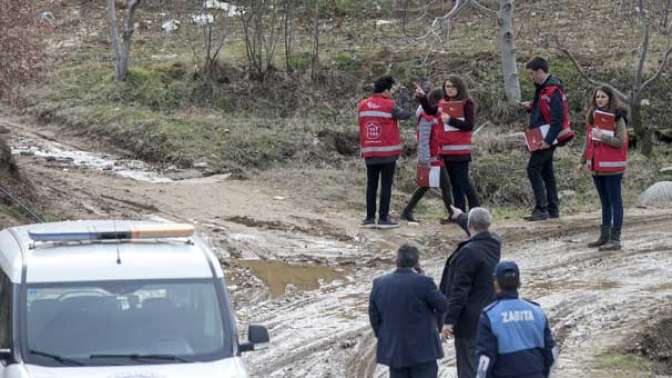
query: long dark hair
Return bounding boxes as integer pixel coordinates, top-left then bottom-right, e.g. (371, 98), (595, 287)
(443, 75), (470, 101)
(586, 86), (626, 124)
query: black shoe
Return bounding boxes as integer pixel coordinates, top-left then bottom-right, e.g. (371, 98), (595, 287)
(377, 218), (400, 229)
(524, 209), (549, 221)
(361, 218), (376, 228)
(548, 211), (559, 219)
(588, 225), (610, 248)
(400, 211), (418, 223)
(599, 227), (622, 251)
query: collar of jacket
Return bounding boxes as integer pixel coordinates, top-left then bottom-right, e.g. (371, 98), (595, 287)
(373, 92), (391, 99)
(458, 230), (493, 248)
(496, 290), (519, 299)
(394, 267), (416, 274)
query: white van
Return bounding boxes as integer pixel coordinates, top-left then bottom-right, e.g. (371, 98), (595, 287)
(0, 220), (268, 377)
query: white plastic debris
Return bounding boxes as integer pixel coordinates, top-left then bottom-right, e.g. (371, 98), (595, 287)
(192, 13), (215, 25)
(161, 19), (180, 32)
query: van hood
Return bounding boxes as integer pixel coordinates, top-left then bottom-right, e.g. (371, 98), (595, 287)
(18, 357), (249, 378)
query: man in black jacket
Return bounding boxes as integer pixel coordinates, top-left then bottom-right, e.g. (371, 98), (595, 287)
(521, 57), (566, 221)
(439, 208), (501, 378)
(369, 244), (448, 378)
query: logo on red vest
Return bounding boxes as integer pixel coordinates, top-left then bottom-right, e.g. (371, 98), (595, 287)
(366, 122), (382, 140)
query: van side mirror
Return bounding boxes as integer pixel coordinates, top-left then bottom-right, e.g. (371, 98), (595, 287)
(239, 325), (270, 354)
(0, 348), (12, 361)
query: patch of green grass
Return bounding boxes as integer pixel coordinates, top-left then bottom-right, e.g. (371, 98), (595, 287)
(593, 351), (653, 378)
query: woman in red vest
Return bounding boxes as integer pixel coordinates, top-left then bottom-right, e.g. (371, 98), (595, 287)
(418, 75), (480, 212)
(579, 86), (628, 251)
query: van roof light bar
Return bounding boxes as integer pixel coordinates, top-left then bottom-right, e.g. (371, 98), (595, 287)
(28, 224), (195, 242)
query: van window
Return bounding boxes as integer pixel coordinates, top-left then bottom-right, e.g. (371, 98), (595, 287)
(0, 270), (11, 348)
(22, 278), (234, 367)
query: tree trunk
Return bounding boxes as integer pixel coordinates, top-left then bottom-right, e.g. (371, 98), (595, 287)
(311, 0), (320, 81)
(629, 94), (653, 157)
(105, 0), (141, 81)
(105, 0), (123, 80)
(499, 0), (521, 102)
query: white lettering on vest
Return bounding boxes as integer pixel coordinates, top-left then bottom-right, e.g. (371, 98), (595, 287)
(501, 310), (535, 324)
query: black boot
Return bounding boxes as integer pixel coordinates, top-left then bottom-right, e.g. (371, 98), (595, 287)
(588, 225), (610, 248)
(599, 227), (622, 251)
(401, 189), (425, 223)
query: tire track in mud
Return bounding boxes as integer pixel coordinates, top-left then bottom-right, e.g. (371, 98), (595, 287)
(333, 211), (672, 378)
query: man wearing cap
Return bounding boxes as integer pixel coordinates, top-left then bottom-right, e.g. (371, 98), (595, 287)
(475, 261), (555, 378)
(439, 207), (501, 378)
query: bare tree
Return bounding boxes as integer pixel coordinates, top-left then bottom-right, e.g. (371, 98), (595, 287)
(241, 0), (283, 81)
(105, 0), (143, 81)
(0, 1), (47, 103)
(311, 0), (320, 80)
(405, 0), (521, 102)
(556, 0), (672, 157)
(283, 0), (295, 73)
(498, 0), (521, 102)
(198, 2), (232, 76)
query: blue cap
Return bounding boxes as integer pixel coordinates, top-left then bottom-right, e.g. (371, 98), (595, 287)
(494, 260), (520, 282)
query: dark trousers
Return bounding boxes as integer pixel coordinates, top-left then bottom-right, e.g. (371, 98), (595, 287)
(403, 165), (453, 215)
(366, 161), (396, 220)
(444, 160), (480, 212)
(455, 337), (477, 378)
(389, 360), (439, 378)
(593, 174), (624, 228)
(527, 148), (559, 214)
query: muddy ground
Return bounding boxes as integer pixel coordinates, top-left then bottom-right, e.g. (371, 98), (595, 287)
(2, 113), (672, 377)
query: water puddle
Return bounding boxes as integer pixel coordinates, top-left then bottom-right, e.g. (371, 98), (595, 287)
(237, 259), (346, 297)
(11, 136), (172, 183)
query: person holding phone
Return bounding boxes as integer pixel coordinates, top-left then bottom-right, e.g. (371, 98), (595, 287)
(579, 86), (628, 251)
(416, 76), (480, 213)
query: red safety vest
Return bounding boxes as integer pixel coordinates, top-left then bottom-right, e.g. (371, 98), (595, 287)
(538, 85), (575, 144)
(585, 123), (628, 173)
(358, 94), (402, 158)
(436, 98), (472, 156)
(417, 112), (444, 166)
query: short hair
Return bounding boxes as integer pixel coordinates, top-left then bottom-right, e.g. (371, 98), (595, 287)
(467, 207), (492, 233)
(396, 244), (419, 268)
(525, 57), (549, 73)
(374, 76), (395, 93)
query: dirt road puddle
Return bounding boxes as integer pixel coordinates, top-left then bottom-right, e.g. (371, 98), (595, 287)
(238, 259), (346, 297)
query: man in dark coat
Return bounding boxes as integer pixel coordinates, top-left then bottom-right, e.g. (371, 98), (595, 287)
(439, 207), (501, 378)
(369, 244), (448, 378)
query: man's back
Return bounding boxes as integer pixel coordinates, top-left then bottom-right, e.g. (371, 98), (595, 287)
(369, 268), (448, 368)
(440, 231), (501, 338)
(476, 296), (555, 378)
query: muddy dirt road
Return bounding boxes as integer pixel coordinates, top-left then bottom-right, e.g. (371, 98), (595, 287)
(3, 114), (672, 377)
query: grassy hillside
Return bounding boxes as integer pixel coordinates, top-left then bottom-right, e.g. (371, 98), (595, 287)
(16, 0), (672, 212)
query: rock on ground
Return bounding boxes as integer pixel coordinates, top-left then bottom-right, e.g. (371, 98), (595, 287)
(638, 181), (672, 208)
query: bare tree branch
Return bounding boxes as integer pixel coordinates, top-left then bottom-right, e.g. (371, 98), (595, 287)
(554, 36), (630, 104)
(407, 0), (464, 41)
(470, 0), (497, 15)
(642, 33), (672, 89)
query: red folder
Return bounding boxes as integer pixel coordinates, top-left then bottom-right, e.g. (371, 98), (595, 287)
(524, 127), (546, 152)
(416, 165), (441, 188)
(593, 110), (615, 131)
(441, 100), (465, 119)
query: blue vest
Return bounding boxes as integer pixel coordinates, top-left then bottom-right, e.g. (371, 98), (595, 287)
(485, 298), (547, 354)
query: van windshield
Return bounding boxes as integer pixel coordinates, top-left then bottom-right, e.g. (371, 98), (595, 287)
(22, 279), (234, 366)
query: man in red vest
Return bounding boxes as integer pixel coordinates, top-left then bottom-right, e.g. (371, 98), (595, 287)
(521, 57), (573, 221)
(358, 76), (413, 229)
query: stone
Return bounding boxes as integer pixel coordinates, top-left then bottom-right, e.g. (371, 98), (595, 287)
(637, 181), (672, 208)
